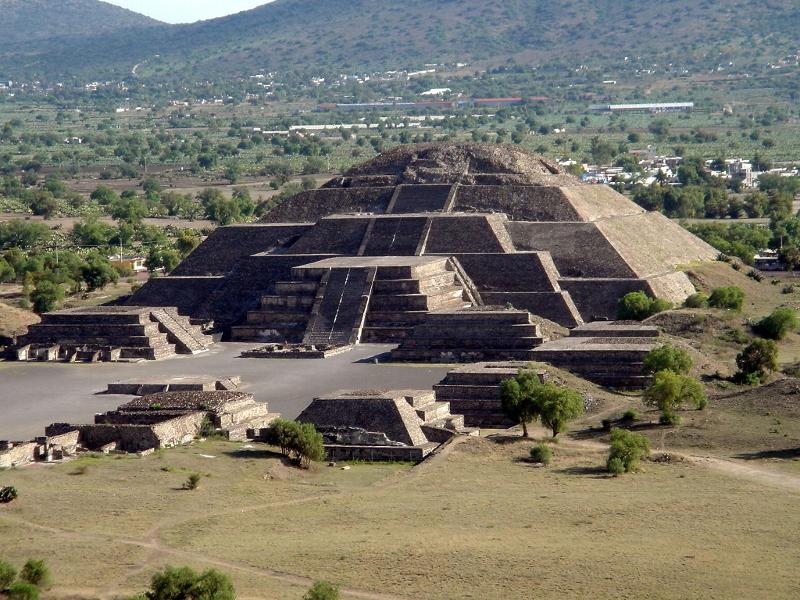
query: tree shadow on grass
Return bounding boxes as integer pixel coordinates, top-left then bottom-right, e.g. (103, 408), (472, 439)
(223, 448), (286, 461)
(556, 465), (611, 478)
(733, 448), (800, 460)
(571, 421), (665, 441)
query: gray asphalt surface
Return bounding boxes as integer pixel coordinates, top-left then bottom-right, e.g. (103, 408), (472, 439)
(0, 343), (451, 440)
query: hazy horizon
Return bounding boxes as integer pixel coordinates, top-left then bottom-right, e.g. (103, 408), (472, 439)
(104, 0), (272, 24)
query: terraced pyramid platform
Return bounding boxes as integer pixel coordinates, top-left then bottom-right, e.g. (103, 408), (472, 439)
(128, 143), (715, 338)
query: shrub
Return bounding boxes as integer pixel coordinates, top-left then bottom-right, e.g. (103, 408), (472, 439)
(304, 581), (340, 600)
(781, 284), (796, 294)
(607, 457), (625, 476)
(19, 559), (51, 588)
(617, 291), (672, 320)
(621, 409), (638, 423)
(197, 415), (217, 438)
(607, 428), (650, 474)
(642, 344), (693, 375)
(5, 582), (39, 600)
(747, 269), (764, 282)
(146, 566), (234, 600)
(0, 485), (18, 503)
(184, 473), (202, 490)
(644, 370), (708, 424)
(684, 292), (709, 308)
(735, 339), (778, 383)
(0, 560), (16, 590)
(708, 286), (744, 310)
(756, 308), (798, 340)
(529, 443), (552, 465)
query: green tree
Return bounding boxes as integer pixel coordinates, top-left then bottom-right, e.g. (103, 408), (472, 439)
(29, 190), (58, 219)
(538, 384), (583, 437)
(607, 428), (651, 474)
(735, 339), (778, 383)
(223, 160), (242, 184)
(81, 253), (119, 291)
(642, 344), (692, 375)
(30, 280), (64, 314)
(90, 184), (119, 205)
(175, 230), (201, 257)
(0, 220), (51, 251)
(500, 370), (543, 437)
(644, 370), (708, 424)
(304, 581), (340, 600)
(756, 308), (798, 340)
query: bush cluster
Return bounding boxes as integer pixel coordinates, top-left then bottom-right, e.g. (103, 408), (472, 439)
(263, 419), (326, 468)
(135, 566), (234, 600)
(0, 559), (51, 600)
(304, 581), (340, 600)
(756, 308), (798, 340)
(708, 286), (745, 310)
(617, 291), (672, 321)
(529, 443), (552, 465)
(642, 344), (693, 376)
(735, 339), (778, 384)
(0, 486), (17, 503)
(607, 428), (651, 475)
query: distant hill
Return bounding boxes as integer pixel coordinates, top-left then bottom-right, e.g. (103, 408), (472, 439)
(1, 0), (798, 81)
(0, 0), (161, 48)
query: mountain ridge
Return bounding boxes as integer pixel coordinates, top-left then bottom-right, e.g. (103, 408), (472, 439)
(0, 0), (798, 82)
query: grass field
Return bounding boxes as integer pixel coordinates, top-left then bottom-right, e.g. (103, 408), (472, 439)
(2, 410), (799, 600)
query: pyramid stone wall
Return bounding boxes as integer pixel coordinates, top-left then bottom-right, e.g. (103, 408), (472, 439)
(173, 224), (311, 276)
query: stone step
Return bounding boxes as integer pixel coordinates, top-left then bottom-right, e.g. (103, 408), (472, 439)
(245, 311), (310, 325)
(274, 281), (319, 294)
(401, 390), (437, 408)
(427, 414), (466, 430)
(372, 272), (456, 294)
(229, 324), (306, 342)
(368, 288), (464, 311)
(360, 326), (412, 343)
(261, 295), (316, 309)
(398, 336), (544, 350)
(414, 401), (452, 422)
(392, 348), (541, 362)
(364, 310), (430, 326)
(433, 384), (504, 400)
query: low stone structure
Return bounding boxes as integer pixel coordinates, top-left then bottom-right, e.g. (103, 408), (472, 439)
(0, 430), (80, 468)
(267, 389), (477, 462)
(433, 363), (548, 427)
(390, 307), (545, 362)
(105, 376), (241, 395)
(47, 391), (279, 453)
(531, 322), (659, 388)
(241, 343), (354, 359)
(16, 306), (212, 362)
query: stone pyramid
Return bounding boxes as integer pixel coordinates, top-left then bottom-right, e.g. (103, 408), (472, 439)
(130, 142), (716, 340)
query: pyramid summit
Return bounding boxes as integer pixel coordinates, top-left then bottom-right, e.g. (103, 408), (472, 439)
(129, 142), (716, 343)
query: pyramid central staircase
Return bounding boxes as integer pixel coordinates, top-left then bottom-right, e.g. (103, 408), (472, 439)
(230, 256), (470, 345)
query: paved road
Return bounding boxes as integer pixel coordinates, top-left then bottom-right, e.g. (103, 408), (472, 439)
(0, 344), (451, 440)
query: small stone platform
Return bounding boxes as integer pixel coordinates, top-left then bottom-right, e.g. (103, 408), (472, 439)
(390, 308), (545, 363)
(531, 332), (657, 388)
(16, 306), (213, 362)
(255, 389), (477, 462)
(240, 343), (353, 359)
(46, 390), (279, 453)
(105, 376), (241, 395)
(433, 363), (547, 427)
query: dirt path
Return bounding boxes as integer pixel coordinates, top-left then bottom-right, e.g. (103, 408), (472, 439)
(684, 454), (800, 492)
